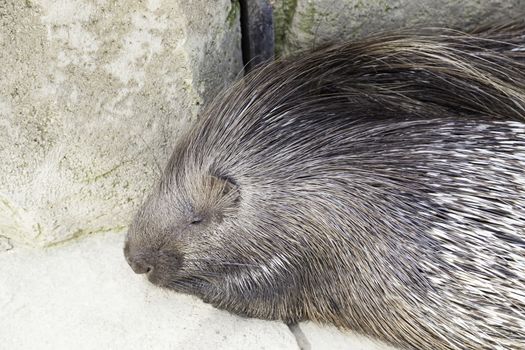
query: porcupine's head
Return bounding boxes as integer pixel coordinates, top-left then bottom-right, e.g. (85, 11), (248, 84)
(122, 79), (322, 320)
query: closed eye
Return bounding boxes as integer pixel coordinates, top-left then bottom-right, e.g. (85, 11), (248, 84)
(190, 217), (203, 225)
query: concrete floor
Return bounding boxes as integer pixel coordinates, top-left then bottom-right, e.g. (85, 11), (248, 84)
(0, 232), (396, 350)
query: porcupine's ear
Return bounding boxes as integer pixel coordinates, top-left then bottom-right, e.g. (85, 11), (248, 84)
(208, 174), (241, 208)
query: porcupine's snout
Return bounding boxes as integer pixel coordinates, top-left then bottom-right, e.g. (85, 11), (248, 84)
(124, 239), (153, 274)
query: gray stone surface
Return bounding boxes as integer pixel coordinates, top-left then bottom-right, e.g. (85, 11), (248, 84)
(299, 322), (399, 350)
(0, 0), (242, 247)
(274, 0), (525, 55)
(0, 232), (299, 350)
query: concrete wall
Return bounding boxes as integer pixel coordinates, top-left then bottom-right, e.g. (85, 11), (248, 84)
(0, 0), (242, 247)
(274, 0), (525, 55)
(2, 0), (523, 248)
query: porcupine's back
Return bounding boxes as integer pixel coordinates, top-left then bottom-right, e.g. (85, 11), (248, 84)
(177, 20), (525, 176)
(156, 22), (525, 350)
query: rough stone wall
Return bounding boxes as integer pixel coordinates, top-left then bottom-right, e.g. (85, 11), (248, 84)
(0, 0), (242, 247)
(274, 0), (525, 55)
(3, 0), (523, 248)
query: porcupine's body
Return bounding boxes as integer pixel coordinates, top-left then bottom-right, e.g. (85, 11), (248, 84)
(125, 22), (525, 349)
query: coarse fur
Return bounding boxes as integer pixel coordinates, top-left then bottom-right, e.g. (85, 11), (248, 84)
(125, 21), (525, 350)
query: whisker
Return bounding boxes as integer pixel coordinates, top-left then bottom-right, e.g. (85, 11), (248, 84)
(183, 257), (260, 268)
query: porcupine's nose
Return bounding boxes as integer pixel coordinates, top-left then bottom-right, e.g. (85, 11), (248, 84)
(128, 257), (153, 274)
(124, 240), (153, 274)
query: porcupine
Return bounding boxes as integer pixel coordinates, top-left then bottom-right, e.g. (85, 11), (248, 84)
(124, 21), (525, 350)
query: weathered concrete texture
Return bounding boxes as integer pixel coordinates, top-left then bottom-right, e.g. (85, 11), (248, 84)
(274, 0), (525, 55)
(0, 232), (299, 350)
(271, 0), (297, 55)
(299, 322), (399, 350)
(0, 0), (242, 247)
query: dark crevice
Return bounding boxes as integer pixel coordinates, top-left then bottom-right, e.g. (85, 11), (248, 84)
(287, 323), (312, 350)
(238, 0), (275, 72)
